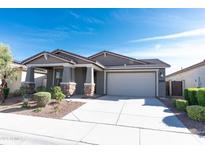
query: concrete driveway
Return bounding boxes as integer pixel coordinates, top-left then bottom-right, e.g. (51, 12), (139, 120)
(63, 95), (204, 145)
(0, 95), (204, 145)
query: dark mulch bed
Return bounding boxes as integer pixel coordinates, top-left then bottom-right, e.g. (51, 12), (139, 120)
(159, 97), (205, 136)
(0, 97), (85, 119)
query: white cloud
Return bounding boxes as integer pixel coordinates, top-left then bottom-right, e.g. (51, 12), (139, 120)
(68, 10), (104, 24)
(84, 17), (104, 24)
(119, 40), (205, 75)
(129, 28), (205, 43)
(69, 11), (80, 18)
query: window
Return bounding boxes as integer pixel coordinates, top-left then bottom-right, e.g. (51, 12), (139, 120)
(54, 69), (63, 86)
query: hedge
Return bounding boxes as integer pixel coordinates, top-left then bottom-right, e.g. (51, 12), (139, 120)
(197, 88), (205, 107)
(175, 99), (188, 111)
(186, 105), (205, 122)
(33, 92), (51, 107)
(187, 88), (199, 105)
(172, 99), (176, 108)
(184, 89), (189, 101)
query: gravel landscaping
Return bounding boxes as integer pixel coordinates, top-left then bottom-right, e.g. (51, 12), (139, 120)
(159, 97), (205, 136)
(0, 97), (85, 119)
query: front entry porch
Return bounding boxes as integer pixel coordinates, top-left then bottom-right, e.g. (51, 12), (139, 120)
(23, 64), (102, 97)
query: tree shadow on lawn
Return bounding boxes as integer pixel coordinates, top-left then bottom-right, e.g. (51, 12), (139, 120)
(1, 107), (28, 113)
(0, 102), (37, 113)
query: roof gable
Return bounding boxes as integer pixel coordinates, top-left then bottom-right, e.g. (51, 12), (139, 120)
(22, 52), (75, 65)
(88, 51), (148, 66)
(52, 49), (95, 64)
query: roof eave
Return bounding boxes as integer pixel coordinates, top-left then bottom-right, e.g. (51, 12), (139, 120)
(88, 51), (149, 65)
(52, 49), (105, 68)
(21, 51), (75, 65)
(166, 60), (205, 78)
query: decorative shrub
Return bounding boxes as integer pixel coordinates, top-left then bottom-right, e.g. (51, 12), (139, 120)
(187, 88), (199, 105)
(33, 92), (51, 107)
(197, 88), (205, 107)
(175, 99), (188, 111)
(3, 88), (10, 99)
(55, 92), (65, 103)
(172, 99), (176, 107)
(186, 105), (205, 122)
(36, 86), (47, 92)
(50, 86), (62, 99)
(184, 89), (189, 101)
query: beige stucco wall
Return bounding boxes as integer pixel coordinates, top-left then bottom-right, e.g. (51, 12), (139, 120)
(166, 65), (205, 89)
(6, 69), (46, 93)
(6, 68), (23, 93)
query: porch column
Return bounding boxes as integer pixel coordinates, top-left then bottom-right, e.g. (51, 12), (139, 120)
(71, 68), (75, 82)
(169, 80), (172, 96)
(46, 68), (54, 90)
(23, 66), (35, 94)
(60, 66), (76, 97)
(84, 67), (95, 97)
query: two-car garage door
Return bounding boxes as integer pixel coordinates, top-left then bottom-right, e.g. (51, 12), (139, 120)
(107, 72), (156, 97)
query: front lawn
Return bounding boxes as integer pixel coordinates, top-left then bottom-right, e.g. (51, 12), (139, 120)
(0, 96), (84, 119)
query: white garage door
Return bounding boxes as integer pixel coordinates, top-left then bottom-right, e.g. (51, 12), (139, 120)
(107, 72), (156, 97)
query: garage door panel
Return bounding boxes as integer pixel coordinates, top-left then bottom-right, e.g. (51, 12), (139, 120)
(107, 72), (156, 97)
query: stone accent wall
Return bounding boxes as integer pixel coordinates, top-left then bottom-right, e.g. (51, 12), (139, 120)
(22, 82), (35, 94)
(84, 83), (95, 96)
(60, 82), (76, 97)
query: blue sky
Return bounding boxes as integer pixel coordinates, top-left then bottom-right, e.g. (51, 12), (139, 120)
(0, 8), (205, 74)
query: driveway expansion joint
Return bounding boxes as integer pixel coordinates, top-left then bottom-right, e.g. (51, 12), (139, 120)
(79, 124), (97, 143)
(115, 102), (126, 125)
(62, 118), (193, 135)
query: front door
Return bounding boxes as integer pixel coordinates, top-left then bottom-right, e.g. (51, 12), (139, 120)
(54, 69), (63, 86)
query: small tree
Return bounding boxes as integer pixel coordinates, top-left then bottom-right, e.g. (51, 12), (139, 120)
(0, 44), (17, 102)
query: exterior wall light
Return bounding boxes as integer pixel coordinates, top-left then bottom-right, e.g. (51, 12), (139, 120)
(160, 72), (164, 78)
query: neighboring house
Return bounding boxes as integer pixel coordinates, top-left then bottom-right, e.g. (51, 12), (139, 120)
(21, 50), (170, 97)
(166, 60), (205, 96)
(2, 60), (47, 93)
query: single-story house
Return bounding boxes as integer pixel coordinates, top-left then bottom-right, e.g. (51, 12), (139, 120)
(1, 60), (47, 93)
(21, 50), (170, 97)
(166, 60), (205, 96)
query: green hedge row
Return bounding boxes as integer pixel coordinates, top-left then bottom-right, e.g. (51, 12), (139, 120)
(184, 88), (205, 106)
(197, 88), (205, 106)
(173, 88), (205, 122)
